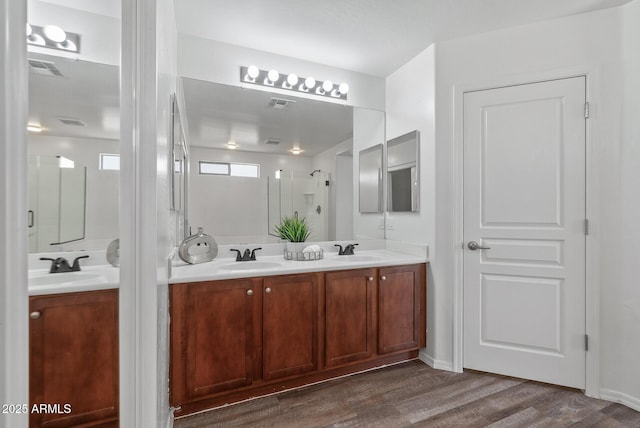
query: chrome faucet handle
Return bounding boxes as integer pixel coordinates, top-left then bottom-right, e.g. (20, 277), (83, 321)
(334, 244), (344, 254)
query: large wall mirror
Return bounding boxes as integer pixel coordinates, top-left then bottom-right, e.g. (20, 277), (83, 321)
(387, 130), (419, 212)
(177, 77), (384, 245)
(27, 0), (120, 253)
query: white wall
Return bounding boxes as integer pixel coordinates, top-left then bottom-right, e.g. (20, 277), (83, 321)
(353, 108), (386, 240)
(429, 2), (640, 407)
(0, 0), (29, 426)
(312, 137), (353, 240)
(188, 147), (312, 243)
(177, 34), (385, 111)
(385, 45), (436, 358)
(28, 135), (119, 249)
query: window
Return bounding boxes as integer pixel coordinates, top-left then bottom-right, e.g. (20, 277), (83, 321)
(100, 153), (120, 171)
(199, 161), (259, 178)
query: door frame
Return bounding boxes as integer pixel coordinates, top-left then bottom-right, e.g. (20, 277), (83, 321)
(451, 67), (601, 397)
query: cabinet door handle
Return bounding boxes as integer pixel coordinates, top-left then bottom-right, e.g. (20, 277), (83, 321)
(265, 287), (271, 294)
(246, 289), (253, 296)
(380, 276), (386, 281)
(368, 276), (374, 281)
(30, 311), (41, 320)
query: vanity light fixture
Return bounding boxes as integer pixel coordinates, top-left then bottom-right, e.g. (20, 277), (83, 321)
(240, 66), (348, 100)
(27, 124), (43, 133)
(26, 24), (81, 53)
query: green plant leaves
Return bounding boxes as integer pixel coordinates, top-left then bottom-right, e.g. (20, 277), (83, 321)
(274, 216), (311, 242)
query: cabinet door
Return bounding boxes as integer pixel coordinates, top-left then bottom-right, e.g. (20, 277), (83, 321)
(29, 289), (119, 428)
(378, 265), (424, 354)
(171, 279), (256, 403)
(325, 269), (376, 367)
(263, 274), (319, 381)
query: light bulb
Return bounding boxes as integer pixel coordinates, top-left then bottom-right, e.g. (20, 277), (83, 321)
(247, 65), (259, 79)
(27, 34), (46, 46)
(267, 69), (279, 82)
(57, 39), (77, 52)
(43, 25), (66, 43)
(286, 74), (299, 86)
(304, 76), (316, 89)
(322, 80), (333, 92)
(338, 83), (349, 94)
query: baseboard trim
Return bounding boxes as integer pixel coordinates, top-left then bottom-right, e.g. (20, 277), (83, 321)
(419, 350), (455, 372)
(599, 388), (640, 412)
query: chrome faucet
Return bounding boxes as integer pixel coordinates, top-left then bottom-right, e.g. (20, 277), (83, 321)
(40, 255), (89, 273)
(230, 247), (262, 261)
(335, 243), (359, 255)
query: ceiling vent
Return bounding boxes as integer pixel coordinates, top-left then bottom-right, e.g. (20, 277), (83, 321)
(264, 139), (281, 145)
(268, 97), (295, 110)
(28, 59), (63, 77)
(58, 117), (86, 127)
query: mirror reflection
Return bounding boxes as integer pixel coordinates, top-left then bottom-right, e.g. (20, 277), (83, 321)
(181, 78), (373, 244)
(27, 52), (119, 253)
(358, 144), (383, 213)
(387, 130), (419, 212)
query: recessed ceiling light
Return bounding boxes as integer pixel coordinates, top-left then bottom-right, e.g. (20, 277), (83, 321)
(290, 147), (303, 155)
(226, 142), (238, 150)
(27, 124), (42, 133)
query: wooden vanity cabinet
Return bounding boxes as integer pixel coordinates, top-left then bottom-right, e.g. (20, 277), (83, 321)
(378, 264), (426, 354)
(170, 264), (425, 416)
(262, 274), (320, 380)
(324, 268), (376, 368)
(29, 289), (119, 428)
(170, 278), (259, 405)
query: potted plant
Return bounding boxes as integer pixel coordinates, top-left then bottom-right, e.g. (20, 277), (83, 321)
(274, 215), (311, 253)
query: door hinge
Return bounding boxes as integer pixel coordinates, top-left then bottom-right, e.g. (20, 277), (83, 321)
(584, 102), (590, 119)
(585, 334), (589, 352)
(584, 219), (590, 236)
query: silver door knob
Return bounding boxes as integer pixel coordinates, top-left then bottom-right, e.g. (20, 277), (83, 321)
(380, 276), (386, 281)
(265, 287), (271, 294)
(246, 290), (253, 296)
(368, 277), (374, 281)
(30, 311), (41, 319)
(468, 241), (491, 250)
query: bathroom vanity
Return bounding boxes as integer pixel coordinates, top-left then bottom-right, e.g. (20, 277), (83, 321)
(28, 257), (120, 428)
(169, 249), (426, 417)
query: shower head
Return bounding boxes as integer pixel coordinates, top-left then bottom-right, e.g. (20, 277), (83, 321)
(310, 169), (321, 177)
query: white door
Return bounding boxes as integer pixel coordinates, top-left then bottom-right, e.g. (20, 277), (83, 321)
(463, 77), (586, 388)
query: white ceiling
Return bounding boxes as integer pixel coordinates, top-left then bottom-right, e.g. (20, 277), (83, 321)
(182, 78), (353, 156)
(29, 0), (633, 153)
(174, 0), (633, 77)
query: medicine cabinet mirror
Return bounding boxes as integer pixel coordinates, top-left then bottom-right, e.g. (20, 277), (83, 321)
(387, 130), (419, 212)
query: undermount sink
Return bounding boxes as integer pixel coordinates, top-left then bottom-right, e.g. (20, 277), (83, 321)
(217, 262), (283, 271)
(335, 255), (383, 262)
(29, 271), (104, 286)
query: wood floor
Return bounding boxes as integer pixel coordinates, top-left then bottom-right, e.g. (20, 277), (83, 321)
(174, 360), (640, 427)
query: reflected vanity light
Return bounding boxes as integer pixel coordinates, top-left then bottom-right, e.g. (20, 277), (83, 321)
(26, 24), (81, 53)
(240, 66), (348, 100)
(27, 124), (43, 133)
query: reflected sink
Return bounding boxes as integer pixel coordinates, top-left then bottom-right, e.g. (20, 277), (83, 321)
(335, 255), (383, 262)
(217, 262), (283, 271)
(29, 272), (104, 286)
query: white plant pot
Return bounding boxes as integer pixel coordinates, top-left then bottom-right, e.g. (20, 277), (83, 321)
(286, 242), (307, 253)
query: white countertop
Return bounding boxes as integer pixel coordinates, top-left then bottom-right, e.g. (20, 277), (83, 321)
(27, 241), (429, 294)
(28, 264), (120, 296)
(169, 247), (428, 284)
